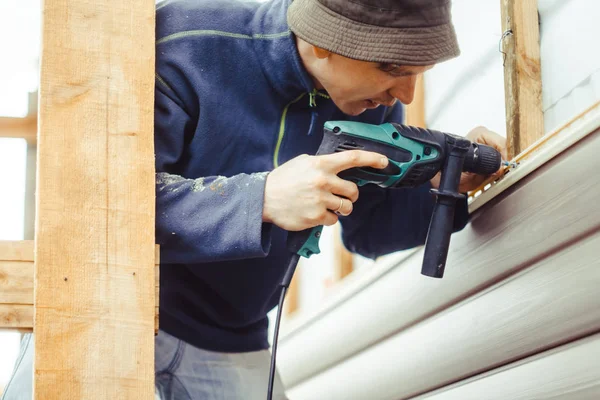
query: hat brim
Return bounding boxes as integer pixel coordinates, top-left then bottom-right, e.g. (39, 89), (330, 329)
(287, 0), (460, 66)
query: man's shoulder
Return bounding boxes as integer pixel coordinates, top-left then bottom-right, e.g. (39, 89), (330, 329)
(156, 0), (264, 43)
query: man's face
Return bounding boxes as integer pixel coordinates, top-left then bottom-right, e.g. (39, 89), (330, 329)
(311, 49), (434, 116)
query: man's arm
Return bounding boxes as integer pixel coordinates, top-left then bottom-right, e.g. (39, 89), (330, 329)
(154, 84), (273, 264)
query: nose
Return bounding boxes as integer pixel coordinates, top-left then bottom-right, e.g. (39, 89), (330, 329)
(389, 75), (418, 105)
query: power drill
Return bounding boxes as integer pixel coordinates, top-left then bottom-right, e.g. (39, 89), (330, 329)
(266, 121), (501, 400)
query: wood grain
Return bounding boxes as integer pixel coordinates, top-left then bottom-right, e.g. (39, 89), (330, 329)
(35, 0), (156, 397)
(0, 304), (34, 331)
(0, 240), (34, 261)
(285, 273), (300, 316)
(0, 261), (33, 304)
(0, 241), (160, 331)
(332, 224), (353, 281)
(501, 0), (544, 158)
(0, 117), (37, 144)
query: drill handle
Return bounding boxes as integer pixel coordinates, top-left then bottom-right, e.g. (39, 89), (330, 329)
(421, 193), (462, 278)
(283, 226), (323, 287)
(421, 135), (469, 278)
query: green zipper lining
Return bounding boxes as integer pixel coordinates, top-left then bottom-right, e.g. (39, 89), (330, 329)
(273, 90), (330, 168)
(308, 88), (330, 107)
(273, 93), (307, 168)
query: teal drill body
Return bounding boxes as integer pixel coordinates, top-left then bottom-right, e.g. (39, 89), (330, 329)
(289, 121), (501, 277)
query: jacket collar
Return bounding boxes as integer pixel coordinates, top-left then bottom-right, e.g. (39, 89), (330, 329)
(253, 0), (319, 102)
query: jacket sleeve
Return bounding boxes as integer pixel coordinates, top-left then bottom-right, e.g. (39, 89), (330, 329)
(154, 83), (272, 265)
(338, 104), (470, 259)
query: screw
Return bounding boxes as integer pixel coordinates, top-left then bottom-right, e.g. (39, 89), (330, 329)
(424, 147), (432, 155)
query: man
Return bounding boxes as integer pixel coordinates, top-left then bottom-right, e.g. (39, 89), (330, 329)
(1, 0), (505, 399)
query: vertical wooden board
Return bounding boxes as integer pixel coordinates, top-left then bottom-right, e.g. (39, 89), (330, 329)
(35, 0), (155, 398)
(501, 0), (544, 159)
(332, 224), (353, 281)
(285, 273), (300, 316)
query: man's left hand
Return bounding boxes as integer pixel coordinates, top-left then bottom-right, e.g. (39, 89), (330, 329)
(430, 126), (508, 193)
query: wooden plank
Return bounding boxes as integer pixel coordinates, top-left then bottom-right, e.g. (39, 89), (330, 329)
(405, 75), (426, 128)
(0, 117), (37, 143)
(285, 273), (300, 316)
(0, 261), (33, 304)
(0, 240), (34, 261)
(0, 241), (160, 332)
(35, 0), (156, 396)
(332, 224), (353, 281)
(413, 333), (600, 400)
(0, 304), (34, 331)
(501, 0), (544, 159)
(287, 229), (600, 400)
(0, 267), (160, 333)
(278, 128), (600, 388)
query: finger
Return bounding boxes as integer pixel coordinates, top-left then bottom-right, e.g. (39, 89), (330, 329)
(329, 177), (359, 203)
(460, 174), (487, 193)
(318, 150), (388, 174)
(322, 211), (339, 226)
(326, 195), (353, 217)
(475, 130), (508, 160)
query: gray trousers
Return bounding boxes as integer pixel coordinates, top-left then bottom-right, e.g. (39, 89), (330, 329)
(1, 331), (288, 400)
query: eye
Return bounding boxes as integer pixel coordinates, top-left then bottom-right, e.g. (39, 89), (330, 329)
(378, 63), (413, 77)
(378, 63), (398, 73)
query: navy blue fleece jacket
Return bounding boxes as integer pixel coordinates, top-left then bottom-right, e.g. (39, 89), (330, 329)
(155, 0), (470, 352)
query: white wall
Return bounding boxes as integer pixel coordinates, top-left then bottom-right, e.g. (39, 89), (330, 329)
(424, 0), (506, 137)
(539, 0), (600, 133)
(424, 0), (600, 139)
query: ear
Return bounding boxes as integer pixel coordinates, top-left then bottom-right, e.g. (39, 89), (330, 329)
(312, 46), (331, 59)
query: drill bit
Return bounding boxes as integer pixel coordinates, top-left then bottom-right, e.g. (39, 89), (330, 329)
(502, 160), (519, 168)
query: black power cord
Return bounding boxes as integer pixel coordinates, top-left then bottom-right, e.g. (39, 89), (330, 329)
(267, 253), (300, 400)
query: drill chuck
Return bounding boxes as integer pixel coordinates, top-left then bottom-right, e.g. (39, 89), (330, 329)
(463, 143), (501, 175)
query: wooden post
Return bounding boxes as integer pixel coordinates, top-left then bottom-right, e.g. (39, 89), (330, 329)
(500, 0), (544, 159)
(285, 273), (300, 316)
(333, 224), (353, 281)
(0, 240), (160, 333)
(35, 0), (156, 398)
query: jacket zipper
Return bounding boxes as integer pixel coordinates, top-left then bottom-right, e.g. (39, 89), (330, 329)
(273, 89), (331, 168)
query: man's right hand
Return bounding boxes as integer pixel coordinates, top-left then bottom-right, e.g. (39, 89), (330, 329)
(262, 150), (388, 231)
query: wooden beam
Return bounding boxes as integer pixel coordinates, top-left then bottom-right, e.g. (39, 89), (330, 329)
(285, 273), (300, 316)
(0, 117), (37, 144)
(405, 74), (426, 128)
(333, 224), (353, 281)
(501, 0), (544, 159)
(35, 0), (156, 397)
(0, 241), (160, 333)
